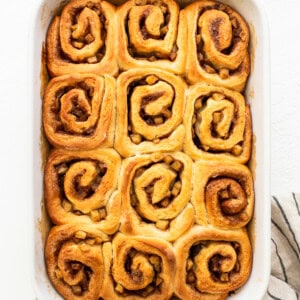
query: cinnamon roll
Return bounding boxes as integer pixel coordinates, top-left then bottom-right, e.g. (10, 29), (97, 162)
(174, 226), (252, 299)
(116, 0), (186, 74)
(45, 224), (109, 300)
(115, 69), (186, 157)
(102, 233), (176, 299)
(184, 84), (252, 164)
(46, 0), (118, 77)
(43, 73), (115, 150)
(45, 148), (121, 234)
(183, 0), (250, 91)
(192, 160), (254, 229)
(120, 152), (194, 242)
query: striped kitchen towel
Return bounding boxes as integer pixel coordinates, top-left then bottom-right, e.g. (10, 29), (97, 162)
(264, 193), (300, 300)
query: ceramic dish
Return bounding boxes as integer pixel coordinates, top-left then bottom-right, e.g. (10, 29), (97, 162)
(29, 0), (270, 298)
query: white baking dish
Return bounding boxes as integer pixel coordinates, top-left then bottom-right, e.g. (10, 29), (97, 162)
(29, 0), (270, 298)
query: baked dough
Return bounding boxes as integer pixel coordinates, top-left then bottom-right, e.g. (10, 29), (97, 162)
(46, 0), (118, 77)
(174, 226), (252, 299)
(43, 1), (254, 299)
(192, 160), (254, 229)
(102, 233), (176, 300)
(45, 148), (121, 234)
(183, 0), (250, 91)
(115, 68), (186, 157)
(184, 84), (252, 164)
(43, 73), (115, 150)
(119, 152), (194, 241)
(116, 0), (186, 74)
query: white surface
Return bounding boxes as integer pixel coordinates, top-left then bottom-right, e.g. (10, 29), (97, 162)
(0, 0), (297, 298)
(265, 0), (300, 195)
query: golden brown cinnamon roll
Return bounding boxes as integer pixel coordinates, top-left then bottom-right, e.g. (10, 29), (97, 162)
(192, 160), (254, 229)
(115, 69), (186, 157)
(102, 233), (176, 299)
(120, 152), (194, 242)
(45, 224), (109, 300)
(46, 0), (118, 77)
(183, 0), (250, 91)
(45, 148), (121, 234)
(116, 0), (186, 74)
(184, 84), (252, 164)
(43, 73), (115, 150)
(174, 226), (252, 299)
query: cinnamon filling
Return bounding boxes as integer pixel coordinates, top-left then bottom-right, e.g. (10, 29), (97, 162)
(73, 165), (106, 199)
(70, 100), (90, 122)
(170, 295), (181, 300)
(66, 262), (92, 295)
(209, 255), (231, 282)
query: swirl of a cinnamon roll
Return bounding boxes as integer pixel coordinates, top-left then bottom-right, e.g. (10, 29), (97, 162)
(183, 0), (250, 91)
(192, 160), (254, 229)
(45, 224), (109, 300)
(46, 0), (118, 77)
(116, 0), (186, 74)
(115, 68), (186, 157)
(120, 152), (194, 241)
(45, 148), (121, 234)
(174, 226), (252, 299)
(43, 73), (115, 150)
(184, 84), (252, 164)
(102, 233), (175, 299)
